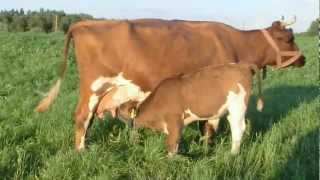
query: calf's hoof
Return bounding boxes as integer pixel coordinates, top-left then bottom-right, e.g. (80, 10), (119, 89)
(230, 149), (240, 155)
(230, 142), (241, 155)
(167, 151), (177, 157)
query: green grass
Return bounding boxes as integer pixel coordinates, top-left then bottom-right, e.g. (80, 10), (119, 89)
(0, 32), (318, 179)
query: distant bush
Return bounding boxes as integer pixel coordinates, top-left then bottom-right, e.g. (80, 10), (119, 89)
(29, 27), (43, 33)
(306, 18), (318, 36)
(0, 8), (93, 33)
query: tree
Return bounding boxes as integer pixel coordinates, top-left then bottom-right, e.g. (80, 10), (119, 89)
(9, 16), (28, 32)
(0, 9), (94, 33)
(0, 22), (7, 31)
(307, 19), (318, 36)
(40, 16), (53, 33)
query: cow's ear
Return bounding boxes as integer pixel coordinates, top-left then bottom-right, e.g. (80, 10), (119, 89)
(271, 21), (283, 30)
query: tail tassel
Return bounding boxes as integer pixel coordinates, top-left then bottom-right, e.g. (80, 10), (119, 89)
(256, 97), (264, 112)
(34, 79), (62, 112)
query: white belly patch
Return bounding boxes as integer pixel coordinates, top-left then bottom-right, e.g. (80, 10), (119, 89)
(91, 72), (151, 109)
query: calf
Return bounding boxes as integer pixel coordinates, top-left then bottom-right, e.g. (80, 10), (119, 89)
(117, 63), (263, 155)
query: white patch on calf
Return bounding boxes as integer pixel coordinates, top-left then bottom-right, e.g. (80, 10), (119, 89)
(180, 82), (248, 154)
(90, 72), (151, 110)
(183, 102), (228, 126)
(226, 83), (247, 154)
(183, 109), (203, 125)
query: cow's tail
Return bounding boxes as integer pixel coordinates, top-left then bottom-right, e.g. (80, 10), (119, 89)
(34, 29), (73, 112)
(249, 64), (264, 111)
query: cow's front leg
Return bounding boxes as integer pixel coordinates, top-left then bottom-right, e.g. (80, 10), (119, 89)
(74, 91), (100, 151)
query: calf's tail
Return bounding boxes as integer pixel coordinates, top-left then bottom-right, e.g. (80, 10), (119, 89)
(34, 29), (73, 112)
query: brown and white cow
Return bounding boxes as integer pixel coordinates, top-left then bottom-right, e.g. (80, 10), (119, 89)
(117, 63), (262, 155)
(34, 18), (305, 151)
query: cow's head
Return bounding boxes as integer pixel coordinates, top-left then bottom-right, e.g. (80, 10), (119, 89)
(264, 18), (305, 68)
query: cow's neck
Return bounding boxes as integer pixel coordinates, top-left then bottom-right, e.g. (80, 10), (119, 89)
(236, 29), (275, 69)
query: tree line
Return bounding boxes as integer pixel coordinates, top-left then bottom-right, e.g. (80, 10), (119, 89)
(0, 8), (318, 35)
(0, 8), (93, 33)
(306, 18), (318, 36)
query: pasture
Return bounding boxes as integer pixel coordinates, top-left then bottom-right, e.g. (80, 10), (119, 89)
(0, 32), (318, 179)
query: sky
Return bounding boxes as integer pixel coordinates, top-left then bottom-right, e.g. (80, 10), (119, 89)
(1, 0), (318, 32)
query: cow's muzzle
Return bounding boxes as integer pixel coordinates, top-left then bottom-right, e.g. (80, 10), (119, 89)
(292, 54), (306, 67)
(275, 51), (304, 69)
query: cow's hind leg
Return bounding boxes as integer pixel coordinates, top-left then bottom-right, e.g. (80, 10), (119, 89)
(74, 92), (100, 151)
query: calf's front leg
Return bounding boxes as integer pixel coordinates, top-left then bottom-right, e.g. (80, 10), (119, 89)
(163, 116), (182, 156)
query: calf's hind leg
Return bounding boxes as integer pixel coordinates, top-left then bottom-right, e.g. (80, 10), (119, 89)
(226, 85), (247, 155)
(227, 114), (246, 155)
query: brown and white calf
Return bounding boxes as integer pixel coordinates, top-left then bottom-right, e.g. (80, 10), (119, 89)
(117, 63), (263, 155)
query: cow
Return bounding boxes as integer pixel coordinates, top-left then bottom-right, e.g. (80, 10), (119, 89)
(116, 63), (262, 155)
(34, 18), (305, 151)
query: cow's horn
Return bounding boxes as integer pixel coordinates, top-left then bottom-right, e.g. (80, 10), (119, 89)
(281, 16), (296, 27)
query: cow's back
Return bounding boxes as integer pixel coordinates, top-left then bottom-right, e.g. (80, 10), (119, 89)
(69, 19), (242, 90)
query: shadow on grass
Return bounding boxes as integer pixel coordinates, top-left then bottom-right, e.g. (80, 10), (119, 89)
(277, 129), (319, 179)
(247, 85), (318, 136)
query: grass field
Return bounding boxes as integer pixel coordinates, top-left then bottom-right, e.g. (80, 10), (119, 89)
(0, 32), (318, 179)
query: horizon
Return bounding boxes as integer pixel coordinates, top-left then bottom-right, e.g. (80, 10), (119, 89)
(1, 0), (318, 32)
